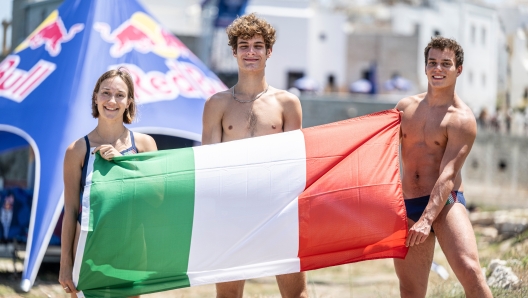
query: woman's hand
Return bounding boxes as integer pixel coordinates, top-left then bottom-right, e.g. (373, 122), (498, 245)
(58, 263), (78, 295)
(92, 144), (122, 160)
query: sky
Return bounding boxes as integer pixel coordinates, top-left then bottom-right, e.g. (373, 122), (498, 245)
(0, 0), (12, 52)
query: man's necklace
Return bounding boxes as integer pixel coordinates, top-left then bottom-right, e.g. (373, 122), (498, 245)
(232, 84), (269, 103)
(95, 127), (127, 145)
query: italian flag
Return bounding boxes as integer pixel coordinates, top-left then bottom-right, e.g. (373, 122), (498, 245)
(73, 109), (408, 297)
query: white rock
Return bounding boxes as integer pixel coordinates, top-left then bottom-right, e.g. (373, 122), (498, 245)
(487, 263), (521, 289)
(494, 217), (528, 236)
(478, 226), (498, 239)
(488, 259), (507, 272)
(469, 209), (528, 232)
(469, 211), (495, 225)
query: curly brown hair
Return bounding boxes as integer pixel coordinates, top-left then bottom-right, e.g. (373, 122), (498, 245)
(226, 13), (276, 52)
(424, 37), (464, 67)
(91, 68), (136, 124)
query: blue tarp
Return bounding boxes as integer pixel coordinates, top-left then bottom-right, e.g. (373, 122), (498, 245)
(0, 0), (226, 291)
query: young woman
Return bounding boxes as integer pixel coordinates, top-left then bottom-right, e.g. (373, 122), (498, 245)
(59, 69), (157, 297)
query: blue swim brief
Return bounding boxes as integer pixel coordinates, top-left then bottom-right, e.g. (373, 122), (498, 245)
(404, 191), (466, 233)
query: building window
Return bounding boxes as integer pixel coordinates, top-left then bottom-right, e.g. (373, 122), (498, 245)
(433, 30), (441, 37)
(468, 71), (473, 85)
(471, 25), (476, 44)
(482, 73), (486, 87)
(482, 27), (486, 45)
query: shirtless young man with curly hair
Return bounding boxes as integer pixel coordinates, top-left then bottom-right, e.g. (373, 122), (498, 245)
(202, 13), (307, 298)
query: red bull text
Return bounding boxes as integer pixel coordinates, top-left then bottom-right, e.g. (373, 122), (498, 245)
(110, 61), (226, 104)
(0, 55), (56, 103)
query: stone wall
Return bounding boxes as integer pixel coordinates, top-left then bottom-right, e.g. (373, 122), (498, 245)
(300, 94), (398, 128)
(464, 133), (528, 208)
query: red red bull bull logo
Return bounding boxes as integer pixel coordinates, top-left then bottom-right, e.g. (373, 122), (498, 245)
(95, 12), (190, 59)
(0, 55), (56, 103)
(109, 61), (225, 104)
(14, 10), (84, 57)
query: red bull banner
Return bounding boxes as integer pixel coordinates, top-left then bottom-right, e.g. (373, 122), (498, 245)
(0, 0), (226, 291)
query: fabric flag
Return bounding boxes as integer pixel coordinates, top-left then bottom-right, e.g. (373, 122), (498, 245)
(73, 109), (408, 297)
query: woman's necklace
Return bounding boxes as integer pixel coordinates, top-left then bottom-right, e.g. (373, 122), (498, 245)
(232, 84), (269, 103)
(95, 127), (127, 145)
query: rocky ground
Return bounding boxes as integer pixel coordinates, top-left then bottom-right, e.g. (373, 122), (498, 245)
(0, 208), (527, 298)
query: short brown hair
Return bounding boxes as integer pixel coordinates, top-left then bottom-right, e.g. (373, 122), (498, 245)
(424, 37), (464, 67)
(91, 68), (136, 124)
(226, 13), (276, 52)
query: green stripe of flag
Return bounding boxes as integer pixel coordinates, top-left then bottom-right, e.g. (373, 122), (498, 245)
(78, 148), (195, 297)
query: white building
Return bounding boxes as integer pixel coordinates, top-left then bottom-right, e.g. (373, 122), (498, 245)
(141, 0), (202, 36)
(496, 6), (528, 111)
(212, 0), (348, 91)
(506, 29), (528, 108)
(391, 1), (500, 114)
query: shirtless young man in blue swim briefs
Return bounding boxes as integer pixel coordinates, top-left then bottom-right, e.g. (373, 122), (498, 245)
(394, 37), (492, 298)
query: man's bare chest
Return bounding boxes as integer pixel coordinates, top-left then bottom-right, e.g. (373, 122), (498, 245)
(222, 103), (284, 138)
(402, 110), (448, 148)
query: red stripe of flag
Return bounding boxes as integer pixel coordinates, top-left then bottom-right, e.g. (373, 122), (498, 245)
(298, 109), (408, 271)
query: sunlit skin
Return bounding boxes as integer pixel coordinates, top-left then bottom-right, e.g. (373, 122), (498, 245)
(394, 48), (492, 298)
(202, 34), (307, 298)
(59, 75), (156, 298)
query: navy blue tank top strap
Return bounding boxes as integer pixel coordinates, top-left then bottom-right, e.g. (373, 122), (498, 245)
(120, 130), (138, 155)
(80, 136), (90, 190)
(78, 136), (91, 222)
(130, 130), (137, 150)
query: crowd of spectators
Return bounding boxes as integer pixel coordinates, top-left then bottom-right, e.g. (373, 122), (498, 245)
(477, 107), (528, 136)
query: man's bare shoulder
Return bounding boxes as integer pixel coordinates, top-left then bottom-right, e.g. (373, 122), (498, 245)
(205, 89), (232, 106)
(449, 97), (477, 132)
(203, 89), (231, 119)
(396, 93), (426, 110)
(272, 87), (301, 106)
